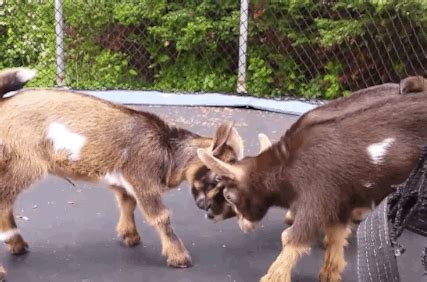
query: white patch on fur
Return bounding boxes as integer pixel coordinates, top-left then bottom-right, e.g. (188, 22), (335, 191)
(16, 68), (37, 83)
(47, 122), (86, 161)
(103, 171), (135, 197)
(0, 229), (20, 242)
(363, 182), (375, 188)
(367, 138), (395, 164)
(285, 210), (294, 221)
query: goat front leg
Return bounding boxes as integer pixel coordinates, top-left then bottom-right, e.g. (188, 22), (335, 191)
(261, 228), (311, 282)
(319, 224), (351, 282)
(131, 182), (191, 268)
(110, 186), (140, 247)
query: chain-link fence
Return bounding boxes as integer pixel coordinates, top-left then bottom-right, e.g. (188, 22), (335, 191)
(246, 0), (427, 99)
(1, 1), (426, 99)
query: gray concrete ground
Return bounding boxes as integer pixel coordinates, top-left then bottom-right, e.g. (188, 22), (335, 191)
(0, 106), (424, 282)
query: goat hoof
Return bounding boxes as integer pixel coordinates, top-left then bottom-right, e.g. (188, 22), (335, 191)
(0, 265), (6, 281)
(261, 272), (288, 282)
(319, 270), (342, 282)
(261, 263), (290, 282)
(166, 251), (192, 268)
(121, 233), (141, 247)
(8, 240), (28, 255)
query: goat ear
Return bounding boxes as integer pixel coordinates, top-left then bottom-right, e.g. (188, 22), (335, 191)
(197, 149), (243, 180)
(226, 127), (244, 160)
(258, 133), (272, 153)
(211, 122), (245, 160)
(223, 188), (239, 204)
(210, 122), (233, 152)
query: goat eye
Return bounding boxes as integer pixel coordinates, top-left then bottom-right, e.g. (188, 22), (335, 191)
(214, 175), (222, 183)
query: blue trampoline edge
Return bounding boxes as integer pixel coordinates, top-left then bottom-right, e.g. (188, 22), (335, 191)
(80, 90), (319, 116)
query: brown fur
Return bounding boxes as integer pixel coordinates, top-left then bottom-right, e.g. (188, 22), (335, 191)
(0, 68), (242, 272)
(199, 78), (427, 281)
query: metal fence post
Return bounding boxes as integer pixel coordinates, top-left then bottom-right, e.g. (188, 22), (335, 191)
(55, 0), (65, 87)
(237, 0), (249, 94)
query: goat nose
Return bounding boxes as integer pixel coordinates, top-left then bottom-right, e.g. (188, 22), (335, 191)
(206, 209), (215, 219)
(196, 197), (206, 210)
(205, 200), (212, 210)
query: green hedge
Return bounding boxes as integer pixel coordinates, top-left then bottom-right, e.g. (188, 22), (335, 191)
(1, 0), (426, 99)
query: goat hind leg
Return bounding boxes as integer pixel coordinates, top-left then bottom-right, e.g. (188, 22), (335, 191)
(0, 203), (28, 255)
(111, 186), (140, 247)
(0, 156), (47, 255)
(0, 145), (26, 254)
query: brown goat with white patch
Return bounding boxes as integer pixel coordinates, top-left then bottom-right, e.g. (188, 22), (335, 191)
(0, 68), (243, 275)
(198, 78), (427, 281)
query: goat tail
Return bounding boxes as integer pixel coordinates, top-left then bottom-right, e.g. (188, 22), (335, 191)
(399, 76), (427, 95)
(0, 68), (36, 98)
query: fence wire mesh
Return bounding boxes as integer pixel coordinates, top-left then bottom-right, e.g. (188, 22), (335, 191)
(1, 0), (426, 100)
(246, 0), (427, 99)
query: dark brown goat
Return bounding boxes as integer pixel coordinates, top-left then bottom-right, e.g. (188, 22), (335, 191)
(204, 81), (405, 224)
(0, 68), (243, 276)
(198, 78), (427, 281)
